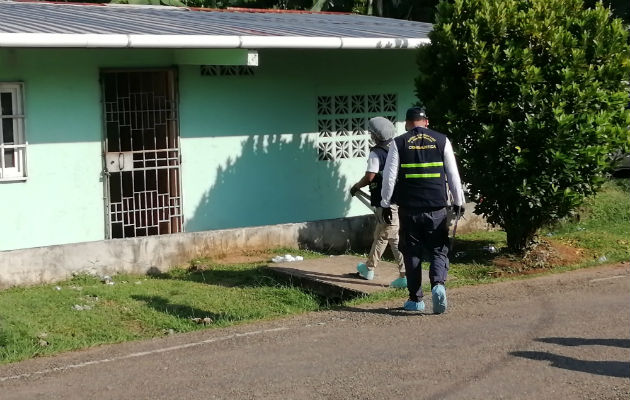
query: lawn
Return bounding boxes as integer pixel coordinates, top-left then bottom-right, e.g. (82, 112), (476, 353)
(446, 179), (629, 285)
(0, 180), (627, 365)
(0, 249), (325, 365)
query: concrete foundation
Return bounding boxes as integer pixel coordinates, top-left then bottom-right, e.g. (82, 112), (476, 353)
(0, 205), (489, 289)
(0, 215), (374, 289)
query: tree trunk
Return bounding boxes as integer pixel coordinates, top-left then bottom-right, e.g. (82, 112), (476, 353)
(376, 0), (383, 16)
(505, 223), (537, 255)
(311, 0), (327, 12)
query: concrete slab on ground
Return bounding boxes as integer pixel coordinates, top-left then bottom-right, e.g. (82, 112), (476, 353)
(267, 255), (429, 299)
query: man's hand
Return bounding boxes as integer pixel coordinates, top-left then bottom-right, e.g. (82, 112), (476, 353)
(350, 185), (360, 196)
(382, 207), (393, 224)
(452, 204), (465, 216)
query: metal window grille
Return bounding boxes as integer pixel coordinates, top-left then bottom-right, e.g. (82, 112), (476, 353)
(317, 93), (397, 161)
(0, 83), (27, 181)
(102, 70), (183, 239)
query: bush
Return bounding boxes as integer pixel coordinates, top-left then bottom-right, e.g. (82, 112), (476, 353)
(416, 0), (630, 253)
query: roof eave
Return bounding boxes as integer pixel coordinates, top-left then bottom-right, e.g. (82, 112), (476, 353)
(0, 33), (429, 49)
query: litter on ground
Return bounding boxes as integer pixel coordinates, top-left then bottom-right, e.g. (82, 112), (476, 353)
(271, 254), (304, 263)
(483, 245), (497, 253)
(191, 317), (213, 325)
(72, 304), (93, 311)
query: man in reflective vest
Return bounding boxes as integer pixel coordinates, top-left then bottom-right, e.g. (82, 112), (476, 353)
(350, 117), (406, 288)
(381, 107), (465, 313)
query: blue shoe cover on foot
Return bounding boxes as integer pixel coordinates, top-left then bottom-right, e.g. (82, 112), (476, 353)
(390, 277), (407, 289)
(357, 263), (374, 280)
(432, 285), (447, 314)
(403, 300), (425, 311)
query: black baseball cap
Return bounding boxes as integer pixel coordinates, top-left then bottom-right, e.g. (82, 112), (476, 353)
(406, 107), (427, 121)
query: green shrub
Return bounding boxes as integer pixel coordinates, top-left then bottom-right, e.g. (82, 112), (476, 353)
(416, 0), (630, 252)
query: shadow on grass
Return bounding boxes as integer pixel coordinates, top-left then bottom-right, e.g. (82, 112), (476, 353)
(151, 266), (283, 289)
(450, 238), (502, 265)
(148, 267), (337, 309)
(131, 295), (220, 320)
(148, 238), (505, 308)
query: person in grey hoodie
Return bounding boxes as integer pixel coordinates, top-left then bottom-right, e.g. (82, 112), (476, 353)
(350, 117), (406, 288)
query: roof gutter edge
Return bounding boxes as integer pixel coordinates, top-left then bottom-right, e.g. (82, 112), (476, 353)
(0, 34), (430, 49)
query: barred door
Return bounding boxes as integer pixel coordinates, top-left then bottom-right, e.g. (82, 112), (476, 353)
(101, 70), (183, 238)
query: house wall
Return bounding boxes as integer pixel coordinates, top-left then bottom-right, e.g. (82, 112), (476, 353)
(179, 49), (419, 231)
(0, 48), (418, 251)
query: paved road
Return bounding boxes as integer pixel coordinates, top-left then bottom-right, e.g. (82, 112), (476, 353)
(1, 264), (628, 399)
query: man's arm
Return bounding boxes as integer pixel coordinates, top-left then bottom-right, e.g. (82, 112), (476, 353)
(443, 139), (465, 206)
(351, 172), (376, 194)
(351, 151), (379, 195)
(380, 142), (399, 208)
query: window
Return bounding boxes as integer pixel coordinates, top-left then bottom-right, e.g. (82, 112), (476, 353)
(0, 83), (26, 180)
(317, 93), (397, 161)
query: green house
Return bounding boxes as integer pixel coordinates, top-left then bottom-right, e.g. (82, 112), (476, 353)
(0, 1), (431, 285)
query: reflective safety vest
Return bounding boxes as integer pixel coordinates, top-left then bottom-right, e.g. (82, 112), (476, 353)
(368, 145), (388, 207)
(393, 127), (448, 208)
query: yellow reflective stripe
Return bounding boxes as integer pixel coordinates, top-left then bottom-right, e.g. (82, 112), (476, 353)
(405, 173), (441, 178)
(401, 162), (444, 168)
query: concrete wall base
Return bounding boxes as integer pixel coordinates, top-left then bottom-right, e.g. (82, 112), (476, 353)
(0, 215), (376, 289)
(0, 207), (491, 289)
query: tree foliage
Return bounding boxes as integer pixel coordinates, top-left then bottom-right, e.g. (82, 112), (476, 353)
(353, 0), (440, 21)
(62, 0), (630, 24)
(415, 0), (630, 252)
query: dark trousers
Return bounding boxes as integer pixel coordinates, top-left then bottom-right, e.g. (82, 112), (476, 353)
(398, 207), (449, 302)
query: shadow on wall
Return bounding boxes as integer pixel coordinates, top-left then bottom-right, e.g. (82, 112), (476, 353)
(186, 134), (351, 233)
(296, 215), (376, 254)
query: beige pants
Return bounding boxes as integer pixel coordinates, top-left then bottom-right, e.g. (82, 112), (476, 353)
(366, 205), (405, 277)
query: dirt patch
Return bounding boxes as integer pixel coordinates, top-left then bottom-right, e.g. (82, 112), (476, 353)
(492, 239), (587, 275)
(190, 250), (275, 269)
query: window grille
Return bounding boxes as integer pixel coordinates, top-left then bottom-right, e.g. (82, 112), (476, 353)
(0, 83), (26, 181)
(317, 93), (397, 161)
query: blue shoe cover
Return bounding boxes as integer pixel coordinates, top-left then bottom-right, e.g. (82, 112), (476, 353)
(356, 263), (374, 280)
(432, 285), (447, 314)
(390, 277), (407, 289)
(403, 300), (425, 311)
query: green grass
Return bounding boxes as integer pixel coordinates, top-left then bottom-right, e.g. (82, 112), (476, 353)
(448, 178), (630, 284)
(0, 249), (325, 365)
(543, 179), (630, 261)
(0, 180), (628, 364)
